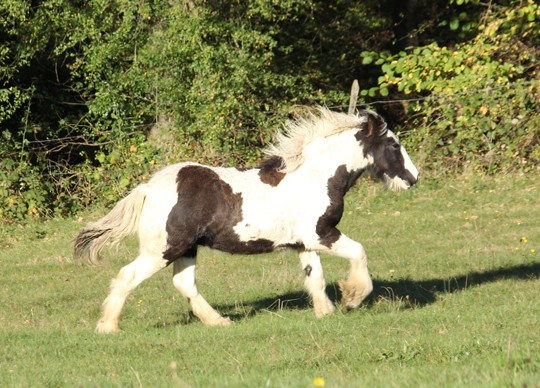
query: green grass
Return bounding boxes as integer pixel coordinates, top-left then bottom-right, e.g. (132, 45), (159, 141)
(1, 173), (539, 387)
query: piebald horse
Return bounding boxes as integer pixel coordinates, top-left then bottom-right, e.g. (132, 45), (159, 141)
(74, 107), (419, 333)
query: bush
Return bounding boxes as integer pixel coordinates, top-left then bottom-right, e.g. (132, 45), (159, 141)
(1, 0), (539, 223)
(363, 1), (540, 172)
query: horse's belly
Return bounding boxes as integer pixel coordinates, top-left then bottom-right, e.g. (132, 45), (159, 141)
(205, 233), (276, 255)
(196, 219), (297, 255)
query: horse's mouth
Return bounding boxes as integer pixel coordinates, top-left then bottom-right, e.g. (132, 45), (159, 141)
(384, 175), (416, 191)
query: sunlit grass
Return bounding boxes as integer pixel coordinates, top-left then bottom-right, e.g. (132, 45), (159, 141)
(1, 173), (538, 386)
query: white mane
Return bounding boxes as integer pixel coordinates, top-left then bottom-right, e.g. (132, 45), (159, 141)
(264, 107), (369, 173)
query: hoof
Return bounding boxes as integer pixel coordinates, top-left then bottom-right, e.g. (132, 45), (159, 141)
(340, 300), (359, 313)
(204, 316), (233, 327)
(339, 278), (372, 312)
(314, 299), (336, 318)
(96, 320), (119, 334)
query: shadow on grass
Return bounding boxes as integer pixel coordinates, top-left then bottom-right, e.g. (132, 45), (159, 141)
(214, 262), (540, 321)
(371, 262), (540, 306)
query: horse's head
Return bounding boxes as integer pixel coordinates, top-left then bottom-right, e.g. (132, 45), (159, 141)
(357, 111), (419, 190)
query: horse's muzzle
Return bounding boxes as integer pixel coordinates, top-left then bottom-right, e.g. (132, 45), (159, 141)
(405, 170), (419, 188)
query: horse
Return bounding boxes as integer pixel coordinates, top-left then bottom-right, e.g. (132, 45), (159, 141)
(74, 107), (419, 333)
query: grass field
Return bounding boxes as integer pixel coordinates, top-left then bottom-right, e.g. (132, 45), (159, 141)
(1, 173), (539, 387)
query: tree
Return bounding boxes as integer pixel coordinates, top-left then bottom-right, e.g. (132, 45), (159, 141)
(1, 0), (538, 222)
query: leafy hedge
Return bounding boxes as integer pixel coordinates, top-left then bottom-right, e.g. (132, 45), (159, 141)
(363, 1), (539, 173)
(1, 0), (538, 222)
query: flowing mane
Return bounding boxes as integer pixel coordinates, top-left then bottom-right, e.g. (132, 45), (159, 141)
(264, 107), (372, 173)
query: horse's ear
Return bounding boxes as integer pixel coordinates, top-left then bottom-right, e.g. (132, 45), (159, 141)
(365, 112), (387, 138)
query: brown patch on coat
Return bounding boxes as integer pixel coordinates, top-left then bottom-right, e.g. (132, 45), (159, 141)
(316, 165), (365, 247)
(163, 165), (275, 264)
(258, 156), (286, 186)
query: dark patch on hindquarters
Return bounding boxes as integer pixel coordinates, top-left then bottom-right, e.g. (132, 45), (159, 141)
(316, 165), (365, 247)
(304, 264), (313, 277)
(258, 156), (286, 186)
(163, 165), (277, 264)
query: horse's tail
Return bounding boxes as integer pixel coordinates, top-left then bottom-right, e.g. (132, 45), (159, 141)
(73, 185), (147, 265)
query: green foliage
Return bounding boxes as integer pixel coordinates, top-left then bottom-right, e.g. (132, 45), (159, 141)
(0, 156), (50, 221)
(1, 0), (539, 222)
(2, 0), (368, 221)
(126, 3), (302, 164)
(364, 1), (540, 172)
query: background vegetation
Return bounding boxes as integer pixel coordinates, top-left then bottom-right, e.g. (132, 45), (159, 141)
(1, 0), (539, 222)
(1, 2), (539, 385)
(1, 174), (538, 386)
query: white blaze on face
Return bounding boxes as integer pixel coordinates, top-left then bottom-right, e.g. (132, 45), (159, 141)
(401, 145), (419, 180)
(383, 131), (419, 191)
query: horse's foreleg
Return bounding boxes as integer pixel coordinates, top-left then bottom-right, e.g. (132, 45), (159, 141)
(299, 251), (335, 317)
(172, 258), (232, 326)
(97, 255), (167, 333)
(325, 234), (373, 311)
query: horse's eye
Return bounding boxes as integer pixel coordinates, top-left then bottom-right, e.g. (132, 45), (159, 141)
(392, 142), (401, 150)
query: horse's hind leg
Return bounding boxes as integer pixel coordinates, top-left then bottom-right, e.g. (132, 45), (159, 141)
(172, 255), (232, 326)
(97, 254), (167, 333)
(299, 251), (335, 317)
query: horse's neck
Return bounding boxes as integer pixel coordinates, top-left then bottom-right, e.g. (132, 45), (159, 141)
(295, 134), (368, 188)
(290, 158), (364, 196)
